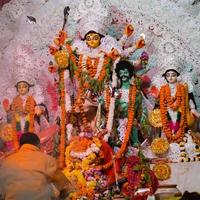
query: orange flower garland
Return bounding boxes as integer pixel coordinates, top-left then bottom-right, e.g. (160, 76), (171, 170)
(86, 57), (100, 78)
(71, 87), (91, 131)
(160, 84), (186, 143)
(65, 44), (77, 67)
(49, 31), (72, 168)
(96, 83), (137, 170)
(105, 86), (111, 122)
(76, 54), (109, 85)
(59, 70), (66, 168)
(115, 84), (137, 159)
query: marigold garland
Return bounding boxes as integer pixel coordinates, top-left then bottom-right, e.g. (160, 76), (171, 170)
(65, 44), (77, 67)
(59, 70), (66, 168)
(76, 54), (109, 87)
(49, 31), (71, 168)
(160, 84), (186, 143)
(105, 86), (111, 122)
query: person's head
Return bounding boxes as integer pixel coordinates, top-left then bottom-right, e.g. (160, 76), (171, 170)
(115, 60), (134, 83)
(19, 132), (40, 148)
(181, 191), (200, 200)
(162, 69), (180, 84)
(84, 31), (104, 48)
(15, 81), (33, 96)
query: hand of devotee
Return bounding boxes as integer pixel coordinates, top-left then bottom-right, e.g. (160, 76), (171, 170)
(124, 24), (134, 37)
(51, 170), (76, 199)
(34, 106), (43, 115)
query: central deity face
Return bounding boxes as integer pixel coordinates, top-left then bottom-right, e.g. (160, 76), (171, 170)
(119, 68), (130, 82)
(85, 33), (101, 48)
(165, 71), (178, 84)
(16, 82), (29, 96)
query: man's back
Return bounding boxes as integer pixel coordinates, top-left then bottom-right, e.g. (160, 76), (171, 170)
(0, 144), (57, 200)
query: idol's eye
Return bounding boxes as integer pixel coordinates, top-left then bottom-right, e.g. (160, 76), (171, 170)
(94, 35), (100, 40)
(171, 73), (176, 77)
(86, 36), (91, 41)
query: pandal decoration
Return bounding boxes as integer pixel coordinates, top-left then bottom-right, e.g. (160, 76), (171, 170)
(149, 109), (162, 128)
(159, 83), (186, 143)
(151, 138), (169, 155)
(153, 162), (171, 180)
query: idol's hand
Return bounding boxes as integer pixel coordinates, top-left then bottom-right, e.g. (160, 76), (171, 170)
(124, 24), (134, 37)
(103, 133), (110, 142)
(108, 48), (120, 60)
(2, 99), (10, 112)
(35, 106), (43, 116)
(135, 38), (145, 49)
(191, 108), (200, 118)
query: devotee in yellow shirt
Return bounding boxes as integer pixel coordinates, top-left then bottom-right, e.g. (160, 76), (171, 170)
(0, 132), (69, 200)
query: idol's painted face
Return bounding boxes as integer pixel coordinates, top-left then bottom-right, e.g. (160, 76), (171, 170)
(165, 71), (178, 84)
(119, 68), (130, 82)
(17, 82), (29, 95)
(85, 33), (101, 48)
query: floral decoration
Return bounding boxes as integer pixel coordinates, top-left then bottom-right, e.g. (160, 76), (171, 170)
(153, 162), (171, 180)
(151, 138), (169, 155)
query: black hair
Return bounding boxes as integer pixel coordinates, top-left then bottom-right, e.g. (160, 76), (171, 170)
(162, 69), (180, 77)
(19, 132), (40, 147)
(181, 191), (200, 200)
(83, 30), (105, 41)
(15, 81), (34, 93)
(115, 60), (135, 79)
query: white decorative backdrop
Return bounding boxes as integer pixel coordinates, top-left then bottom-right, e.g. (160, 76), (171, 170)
(0, 0), (200, 119)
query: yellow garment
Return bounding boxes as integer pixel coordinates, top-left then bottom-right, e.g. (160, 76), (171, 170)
(0, 144), (57, 200)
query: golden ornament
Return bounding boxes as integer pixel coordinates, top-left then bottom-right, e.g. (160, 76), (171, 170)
(153, 162), (171, 180)
(54, 49), (69, 68)
(151, 138), (169, 155)
(149, 109), (162, 128)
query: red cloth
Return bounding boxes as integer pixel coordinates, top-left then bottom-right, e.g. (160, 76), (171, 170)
(100, 140), (121, 184)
